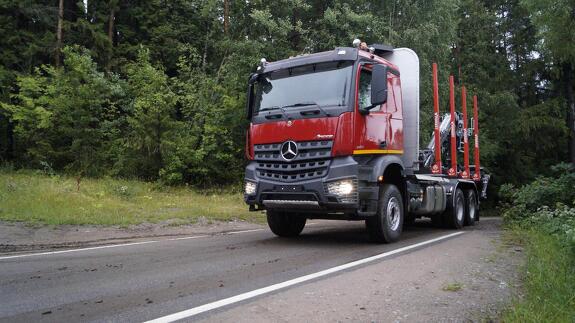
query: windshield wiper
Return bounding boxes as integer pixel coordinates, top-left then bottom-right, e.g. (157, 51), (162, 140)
(283, 101), (331, 117)
(259, 105), (290, 120)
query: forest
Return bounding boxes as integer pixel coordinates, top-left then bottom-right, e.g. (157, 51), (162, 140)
(0, 0), (574, 194)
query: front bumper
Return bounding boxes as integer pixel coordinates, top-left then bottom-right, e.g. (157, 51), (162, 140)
(244, 156), (361, 213)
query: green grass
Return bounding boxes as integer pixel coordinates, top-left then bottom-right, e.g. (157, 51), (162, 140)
(0, 171), (263, 226)
(503, 228), (575, 322)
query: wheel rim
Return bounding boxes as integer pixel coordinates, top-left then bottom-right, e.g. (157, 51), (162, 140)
(456, 195), (464, 222)
(468, 194), (476, 221)
(387, 196), (401, 231)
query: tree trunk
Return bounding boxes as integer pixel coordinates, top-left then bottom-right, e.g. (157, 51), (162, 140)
(563, 62), (575, 164)
(107, 3), (116, 72)
(202, 22), (209, 68)
(223, 0), (229, 34)
(55, 0), (64, 67)
(289, 9), (300, 51)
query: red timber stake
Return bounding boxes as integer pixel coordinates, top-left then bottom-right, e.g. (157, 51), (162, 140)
(461, 86), (471, 179)
(448, 75), (457, 177)
(472, 95), (481, 181)
(432, 63), (442, 174)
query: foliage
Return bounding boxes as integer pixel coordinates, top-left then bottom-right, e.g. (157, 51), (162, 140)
(121, 48), (176, 180)
(500, 163), (575, 220)
(1, 46), (127, 178)
(0, 0), (572, 189)
(521, 0), (575, 64)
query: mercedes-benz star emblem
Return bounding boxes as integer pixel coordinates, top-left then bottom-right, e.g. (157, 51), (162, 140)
(280, 141), (298, 161)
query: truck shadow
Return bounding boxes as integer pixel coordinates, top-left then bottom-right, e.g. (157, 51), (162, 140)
(259, 219), (449, 247)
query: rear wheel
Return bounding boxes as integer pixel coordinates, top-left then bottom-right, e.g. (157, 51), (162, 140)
(444, 188), (465, 229)
(266, 211), (306, 237)
(366, 184), (404, 243)
(464, 189), (477, 226)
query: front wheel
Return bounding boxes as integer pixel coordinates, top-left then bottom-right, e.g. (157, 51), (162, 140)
(366, 184), (404, 243)
(267, 211), (306, 237)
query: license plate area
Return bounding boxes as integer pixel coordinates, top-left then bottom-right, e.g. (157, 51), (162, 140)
(273, 185), (304, 192)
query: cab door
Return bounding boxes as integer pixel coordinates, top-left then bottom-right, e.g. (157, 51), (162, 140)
(353, 64), (392, 154)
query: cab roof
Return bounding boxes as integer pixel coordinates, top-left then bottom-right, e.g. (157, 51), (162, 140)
(258, 46), (398, 74)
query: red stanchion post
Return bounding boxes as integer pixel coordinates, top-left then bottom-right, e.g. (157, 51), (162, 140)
(461, 86), (471, 179)
(432, 63), (442, 174)
(472, 95), (481, 181)
(448, 76), (457, 177)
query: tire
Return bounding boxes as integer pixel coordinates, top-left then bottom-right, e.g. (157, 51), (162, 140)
(444, 188), (465, 229)
(464, 189), (477, 226)
(366, 184), (404, 243)
(266, 211), (306, 237)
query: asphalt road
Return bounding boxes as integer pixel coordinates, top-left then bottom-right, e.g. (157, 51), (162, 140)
(0, 220), (467, 322)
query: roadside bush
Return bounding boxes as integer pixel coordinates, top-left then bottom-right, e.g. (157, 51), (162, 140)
(528, 205), (575, 250)
(501, 163), (575, 221)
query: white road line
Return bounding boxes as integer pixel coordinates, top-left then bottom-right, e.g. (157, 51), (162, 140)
(144, 231), (465, 323)
(0, 235), (208, 261)
(0, 227), (271, 261)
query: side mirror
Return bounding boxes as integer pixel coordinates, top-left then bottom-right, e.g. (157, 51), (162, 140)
(370, 64), (388, 107)
(246, 74), (258, 120)
(246, 84), (254, 120)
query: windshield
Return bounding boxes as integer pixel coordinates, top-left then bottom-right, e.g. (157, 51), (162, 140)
(254, 61), (353, 114)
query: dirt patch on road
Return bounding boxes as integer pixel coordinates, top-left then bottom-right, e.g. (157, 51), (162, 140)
(0, 219), (265, 254)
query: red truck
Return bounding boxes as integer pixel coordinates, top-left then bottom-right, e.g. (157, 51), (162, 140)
(243, 41), (490, 242)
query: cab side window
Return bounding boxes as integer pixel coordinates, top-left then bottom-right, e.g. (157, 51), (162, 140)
(358, 68), (372, 111)
(358, 66), (387, 112)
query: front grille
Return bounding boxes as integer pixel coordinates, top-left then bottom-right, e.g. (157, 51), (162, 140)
(254, 140), (332, 182)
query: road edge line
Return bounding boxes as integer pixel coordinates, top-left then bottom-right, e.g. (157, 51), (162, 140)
(0, 228), (274, 261)
(0, 235), (209, 261)
(144, 231), (465, 323)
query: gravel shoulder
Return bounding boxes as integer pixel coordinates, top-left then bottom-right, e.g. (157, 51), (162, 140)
(198, 218), (523, 322)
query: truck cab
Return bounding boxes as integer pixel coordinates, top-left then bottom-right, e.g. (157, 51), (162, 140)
(244, 43), (486, 242)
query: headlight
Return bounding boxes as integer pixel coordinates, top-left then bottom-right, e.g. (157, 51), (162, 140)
(326, 179), (355, 196)
(244, 181), (257, 195)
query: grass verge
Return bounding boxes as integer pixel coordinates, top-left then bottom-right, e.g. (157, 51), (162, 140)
(0, 171), (263, 226)
(503, 228), (575, 322)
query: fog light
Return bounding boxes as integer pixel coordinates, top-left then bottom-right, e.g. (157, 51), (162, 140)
(245, 181), (257, 195)
(326, 180), (355, 196)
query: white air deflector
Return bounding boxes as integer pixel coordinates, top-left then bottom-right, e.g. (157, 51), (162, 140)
(381, 48), (420, 172)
